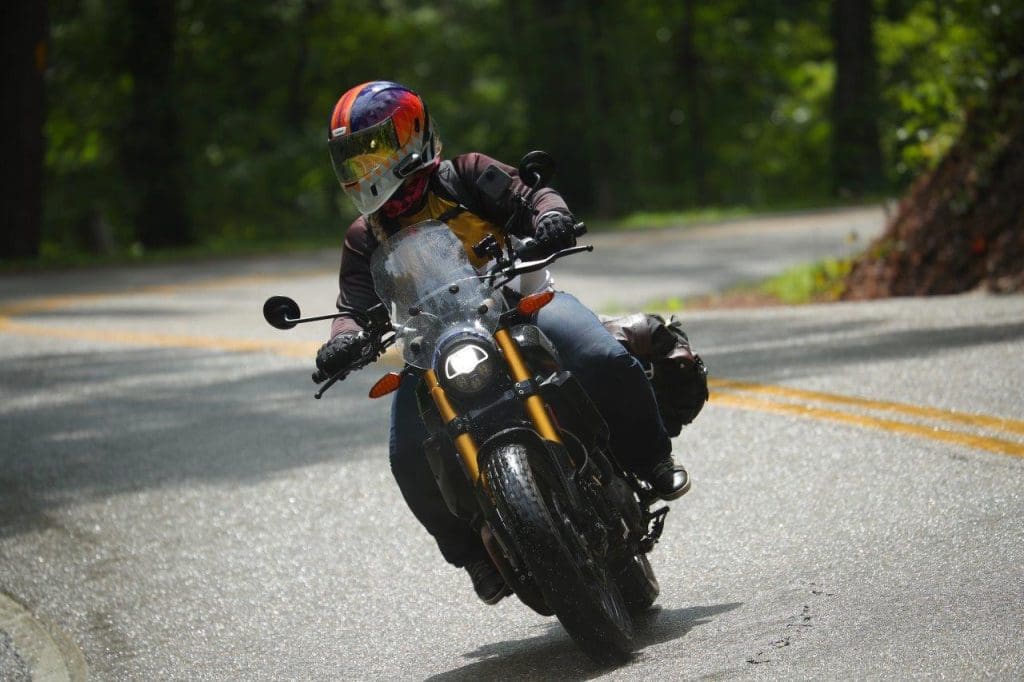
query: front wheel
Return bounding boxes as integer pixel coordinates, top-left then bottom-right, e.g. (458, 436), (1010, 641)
(612, 552), (659, 614)
(485, 442), (634, 664)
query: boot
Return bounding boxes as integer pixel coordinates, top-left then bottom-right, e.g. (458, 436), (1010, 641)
(641, 456), (690, 501)
(465, 558), (509, 605)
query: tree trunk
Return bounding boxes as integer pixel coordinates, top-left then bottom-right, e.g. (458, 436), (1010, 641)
(285, 0), (323, 132)
(582, 0), (618, 217)
(506, 0), (599, 214)
(830, 0), (883, 198)
(676, 0), (708, 206)
(1, 1), (47, 260)
(120, 0), (192, 249)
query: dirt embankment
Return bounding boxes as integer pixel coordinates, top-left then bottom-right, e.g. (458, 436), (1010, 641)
(843, 73), (1024, 299)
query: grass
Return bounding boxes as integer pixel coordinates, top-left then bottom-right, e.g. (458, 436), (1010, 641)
(590, 197), (888, 233)
(592, 206), (756, 232)
(758, 257), (854, 304)
(619, 256), (856, 314)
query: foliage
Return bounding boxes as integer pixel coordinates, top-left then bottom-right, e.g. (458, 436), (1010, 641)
(38, 0), (1006, 258)
(760, 257), (853, 303)
(876, 0), (1006, 185)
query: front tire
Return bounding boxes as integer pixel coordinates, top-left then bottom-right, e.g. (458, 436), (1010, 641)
(613, 553), (659, 613)
(485, 442), (634, 664)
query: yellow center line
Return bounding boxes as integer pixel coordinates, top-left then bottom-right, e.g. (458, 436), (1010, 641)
(710, 378), (1024, 438)
(0, 293), (1020, 460)
(711, 392), (1024, 459)
(0, 269), (334, 317)
(0, 316), (319, 359)
(0, 293), (121, 316)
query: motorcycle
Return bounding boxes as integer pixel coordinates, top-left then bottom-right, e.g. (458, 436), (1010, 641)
(263, 153), (671, 664)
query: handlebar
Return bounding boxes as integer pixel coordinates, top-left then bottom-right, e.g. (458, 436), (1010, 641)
(274, 214), (592, 398)
(488, 222), (591, 288)
(515, 221), (588, 262)
(312, 332), (395, 398)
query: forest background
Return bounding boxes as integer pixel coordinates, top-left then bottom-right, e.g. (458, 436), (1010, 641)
(2, 0), (1020, 280)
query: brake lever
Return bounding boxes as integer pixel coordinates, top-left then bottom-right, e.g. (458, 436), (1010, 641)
(314, 367), (349, 400)
(492, 244), (594, 288)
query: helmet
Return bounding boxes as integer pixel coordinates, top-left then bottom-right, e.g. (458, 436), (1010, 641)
(328, 81), (441, 215)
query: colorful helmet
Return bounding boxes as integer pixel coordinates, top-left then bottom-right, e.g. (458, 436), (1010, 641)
(328, 81), (441, 215)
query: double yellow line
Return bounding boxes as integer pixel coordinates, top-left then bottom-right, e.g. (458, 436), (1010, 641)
(0, 315), (319, 359)
(2, 282), (1022, 460)
(0, 272), (332, 359)
(710, 378), (1024, 458)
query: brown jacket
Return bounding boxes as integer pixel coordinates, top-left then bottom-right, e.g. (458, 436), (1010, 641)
(330, 152), (570, 337)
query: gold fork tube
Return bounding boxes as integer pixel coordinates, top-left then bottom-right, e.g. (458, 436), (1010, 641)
(423, 370), (481, 483)
(493, 328), (562, 444)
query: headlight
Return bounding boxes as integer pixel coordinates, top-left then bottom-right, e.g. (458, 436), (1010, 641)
(440, 341), (498, 397)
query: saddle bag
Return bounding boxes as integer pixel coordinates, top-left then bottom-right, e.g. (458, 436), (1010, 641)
(601, 313), (709, 437)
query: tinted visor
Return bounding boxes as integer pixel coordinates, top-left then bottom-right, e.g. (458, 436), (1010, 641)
(329, 118), (401, 185)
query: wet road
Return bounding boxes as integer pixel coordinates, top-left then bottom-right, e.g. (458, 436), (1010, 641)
(2, 208), (1023, 679)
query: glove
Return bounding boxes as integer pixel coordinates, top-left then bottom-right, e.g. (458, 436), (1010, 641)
(313, 331), (369, 384)
(533, 211), (577, 255)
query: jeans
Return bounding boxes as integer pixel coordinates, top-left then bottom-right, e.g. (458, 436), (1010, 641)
(388, 291), (671, 567)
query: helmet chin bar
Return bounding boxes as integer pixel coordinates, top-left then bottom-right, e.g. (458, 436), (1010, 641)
(394, 152), (424, 179)
(395, 126), (441, 181)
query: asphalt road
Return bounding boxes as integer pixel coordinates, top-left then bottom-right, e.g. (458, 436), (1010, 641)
(2, 207), (1022, 680)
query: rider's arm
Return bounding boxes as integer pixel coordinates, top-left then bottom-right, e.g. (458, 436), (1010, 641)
(448, 153), (573, 236)
(330, 216), (381, 338)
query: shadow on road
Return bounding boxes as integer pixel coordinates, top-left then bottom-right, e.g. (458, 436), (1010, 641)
(427, 602), (742, 681)
(0, 347), (386, 538)
(700, 318), (1024, 383)
(5, 314), (1021, 539)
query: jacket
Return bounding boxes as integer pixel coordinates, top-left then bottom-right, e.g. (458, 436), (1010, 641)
(330, 152), (571, 337)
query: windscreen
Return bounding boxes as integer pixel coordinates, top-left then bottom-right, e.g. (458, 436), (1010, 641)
(370, 221), (506, 368)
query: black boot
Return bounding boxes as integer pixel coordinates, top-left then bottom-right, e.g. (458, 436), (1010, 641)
(465, 558), (509, 605)
(641, 456), (691, 501)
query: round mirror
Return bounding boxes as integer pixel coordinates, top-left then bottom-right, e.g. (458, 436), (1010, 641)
(518, 150), (556, 189)
(263, 296), (300, 330)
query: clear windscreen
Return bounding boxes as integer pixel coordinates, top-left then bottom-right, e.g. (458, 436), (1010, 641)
(370, 221), (506, 368)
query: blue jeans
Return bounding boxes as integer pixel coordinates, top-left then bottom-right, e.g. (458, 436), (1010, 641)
(389, 292), (671, 567)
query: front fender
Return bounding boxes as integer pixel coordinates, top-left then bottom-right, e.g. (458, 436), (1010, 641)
(479, 428), (573, 490)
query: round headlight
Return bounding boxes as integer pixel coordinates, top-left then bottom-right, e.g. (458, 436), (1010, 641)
(440, 341), (497, 396)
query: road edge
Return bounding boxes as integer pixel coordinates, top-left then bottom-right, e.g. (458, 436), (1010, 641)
(0, 593), (88, 682)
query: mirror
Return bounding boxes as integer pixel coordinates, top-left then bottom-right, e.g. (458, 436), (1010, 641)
(263, 295), (300, 330)
(517, 150), (556, 189)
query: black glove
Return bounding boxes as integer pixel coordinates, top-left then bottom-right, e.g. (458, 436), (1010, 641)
(533, 211), (577, 255)
(313, 331), (369, 384)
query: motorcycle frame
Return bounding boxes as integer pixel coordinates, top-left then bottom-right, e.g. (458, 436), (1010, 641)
(415, 310), (653, 552)
(422, 323), (564, 489)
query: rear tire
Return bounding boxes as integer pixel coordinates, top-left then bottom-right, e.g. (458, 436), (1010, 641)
(485, 442), (634, 664)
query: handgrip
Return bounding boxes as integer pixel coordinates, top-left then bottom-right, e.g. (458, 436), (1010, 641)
(516, 221), (587, 262)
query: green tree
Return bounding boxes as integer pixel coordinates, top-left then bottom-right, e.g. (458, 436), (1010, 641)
(118, 0), (192, 249)
(1, 0), (48, 259)
(830, 0), (884, 197)
(34, 0), (1013, 259)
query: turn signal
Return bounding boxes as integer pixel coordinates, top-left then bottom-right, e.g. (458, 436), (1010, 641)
(516, 291), (555, 316)
(369, 372), (402, 399)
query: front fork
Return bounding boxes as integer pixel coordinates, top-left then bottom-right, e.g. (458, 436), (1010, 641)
(422, 370), (481, 482)
(424, 326), (562, 485)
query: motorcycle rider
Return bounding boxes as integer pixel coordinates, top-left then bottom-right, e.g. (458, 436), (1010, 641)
(316, 80), (689, 604)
